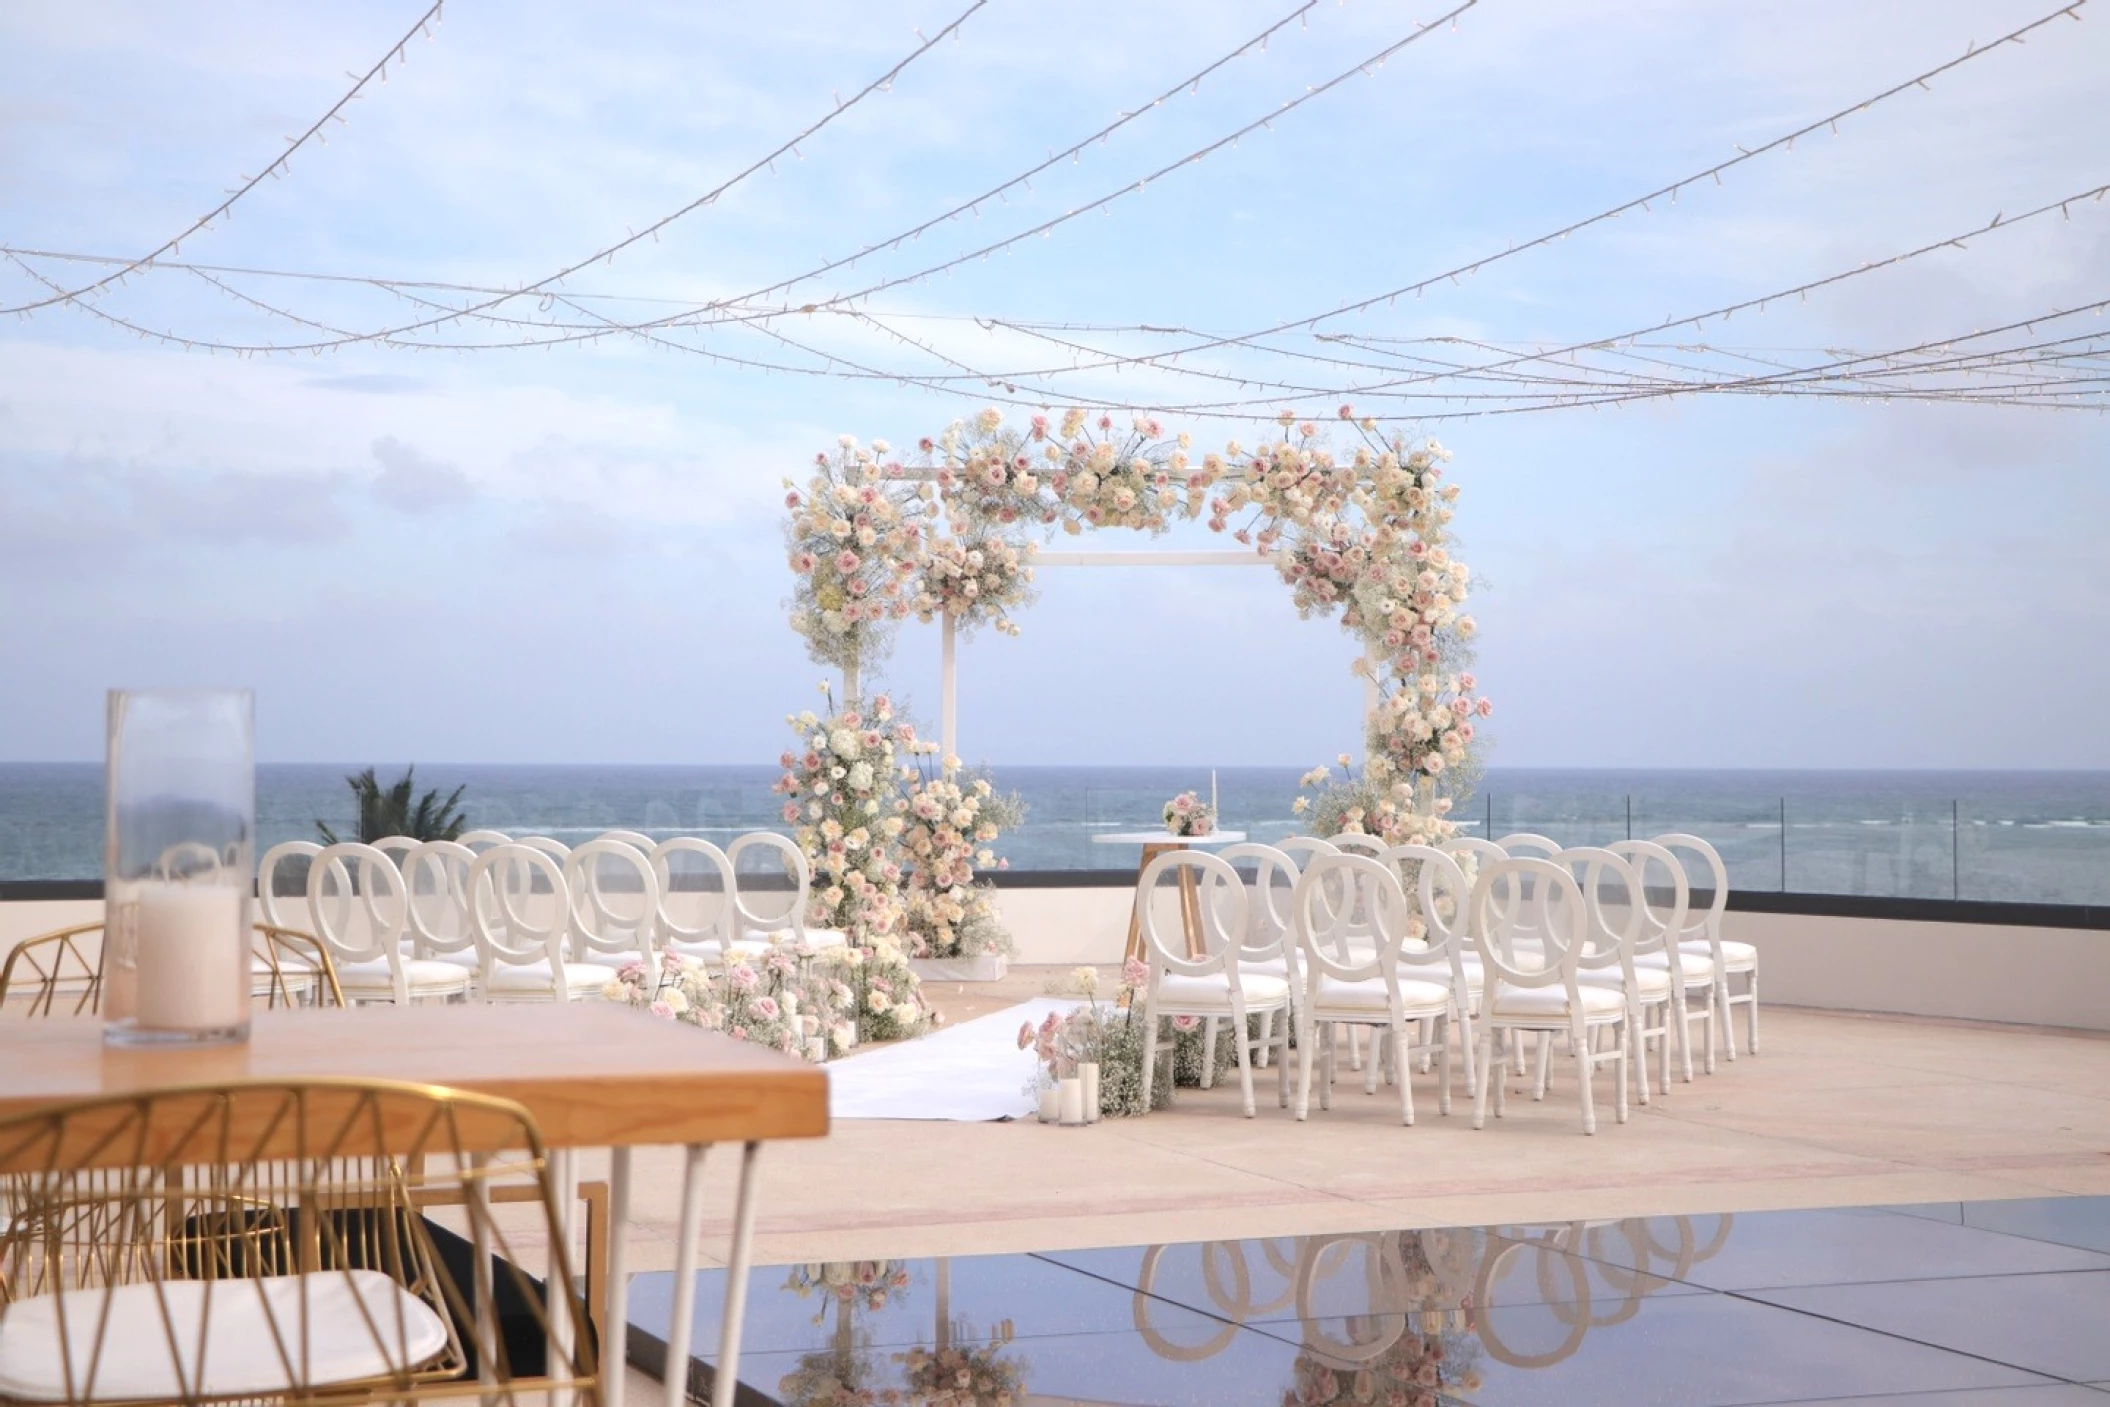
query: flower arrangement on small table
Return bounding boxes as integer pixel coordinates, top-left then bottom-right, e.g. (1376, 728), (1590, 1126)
(1161, 790), (1215, 837)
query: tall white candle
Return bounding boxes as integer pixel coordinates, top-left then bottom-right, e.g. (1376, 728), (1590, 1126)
(132, 882), (249, 1031)
(1211, 770), (1218, 814)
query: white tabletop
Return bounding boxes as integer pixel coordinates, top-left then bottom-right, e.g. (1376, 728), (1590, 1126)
(1091, 829), (1248, 847)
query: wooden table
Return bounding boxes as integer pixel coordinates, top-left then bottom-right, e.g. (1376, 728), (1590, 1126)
(1092, 830), (1248, 964)
(0, 1002), (829, 1407)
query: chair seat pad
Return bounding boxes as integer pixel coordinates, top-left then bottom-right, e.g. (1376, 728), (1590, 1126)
(1155, 971), (1291, 1011)
(0, 1269), (450, 1402)
(484, 960), (615, 997)
(1634, 952), (1717, 985)
(1309, 973), (1453, 1017)
(580, 949), (651, 969)
(335, 957), (472, 997)
(1677, 938), (1757, 969)
(1578, 965), (1675, 998)
(1489, 984), (1627, 1020)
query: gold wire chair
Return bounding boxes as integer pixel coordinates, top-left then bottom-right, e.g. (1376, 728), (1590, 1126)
(0, 1079), (597, 1406)
(0, 924), (346, 1016)
(0, 925), (104, 1017)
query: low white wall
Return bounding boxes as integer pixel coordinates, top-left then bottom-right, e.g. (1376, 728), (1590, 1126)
(8, 893), (2106, 1033)
(987, 888), (2110, 1033)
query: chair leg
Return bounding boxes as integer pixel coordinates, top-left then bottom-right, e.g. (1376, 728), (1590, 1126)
(1276, 1007), (1291, 1109)
(1573, 1025), (1596, 1136)
(1347, 1024), (1364, 1071)
(1745, 971), (1761, 1054)
(1255, 1009), (1272, 1068)
(1294, 1011), (1315, 1121)
(1473, 1027), (1497, 1129)
(1700, 988), (1718, 1075)
(1533, 1032), (1553, 1101)
(1232, 1009), (1257, 1119)
(1718, 975), (1738, 1061)
(1456, 999), (1478, 1099)
(1200, 1018), (1218, 1089)
(1616, 1019), (1631, 1125)
(1436, 1014), (1452, 1117)
(1365, 1029), (1385, 1094)
(1320, 1021), (1336, 1112)
(1631, 1004), (1652, 1108)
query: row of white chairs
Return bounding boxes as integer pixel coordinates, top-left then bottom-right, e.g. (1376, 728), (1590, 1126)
(1130, 831), (1757, 1135)
(255, 829), (837, 1005)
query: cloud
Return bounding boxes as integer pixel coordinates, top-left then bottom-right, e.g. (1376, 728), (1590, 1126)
(507, 499), (640, 558)
(370, 435), (475, 512)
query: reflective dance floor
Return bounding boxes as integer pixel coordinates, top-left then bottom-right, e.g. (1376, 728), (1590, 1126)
(630, 1195), (2110, 1405)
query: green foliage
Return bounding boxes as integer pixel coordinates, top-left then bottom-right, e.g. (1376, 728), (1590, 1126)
(316, 766), (468, 846)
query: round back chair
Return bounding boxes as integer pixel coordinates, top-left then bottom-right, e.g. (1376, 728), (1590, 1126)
(563, 838), (661, 965)
(466, 844), (576, 999)
(649, 837), (737, 955)
(256, 840), (322, 930)
(401, 839), (480, 965)
(307, 843), (413, 1002)
(727, 832), (810, 938)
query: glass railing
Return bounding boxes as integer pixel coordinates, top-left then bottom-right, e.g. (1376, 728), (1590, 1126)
(3, 764), (2106, 907)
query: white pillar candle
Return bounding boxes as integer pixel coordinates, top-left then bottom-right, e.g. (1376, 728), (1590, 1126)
(1081, 1061), (1101, 1124)
(1058, 1076), (1085, 1126)
(1210, 770), (1218, 814)
(131, 882), (249, 1031)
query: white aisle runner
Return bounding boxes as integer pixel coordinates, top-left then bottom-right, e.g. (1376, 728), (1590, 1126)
(828, 997), (1070, 1121)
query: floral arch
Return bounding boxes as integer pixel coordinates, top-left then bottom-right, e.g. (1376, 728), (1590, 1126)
(773, 408), (1492, 1021)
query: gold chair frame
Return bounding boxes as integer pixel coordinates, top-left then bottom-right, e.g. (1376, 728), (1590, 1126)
(0, 1078), (598, 1406)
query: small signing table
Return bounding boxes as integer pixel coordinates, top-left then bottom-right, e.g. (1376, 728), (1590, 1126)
(1091, 829), (1248, 963)
(0, 1001), (829, 1407)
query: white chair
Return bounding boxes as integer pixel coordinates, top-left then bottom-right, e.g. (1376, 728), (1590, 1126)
(1656, 833), (1758, 1057)
(1276, 836), (1341, 872)
(307, 842), (472, 1005)
(1328, 832), (1390, 858)
(1469, 857), (1630, 1136)
(1497, 832), (1564, 859)
(1555, 847), (1657, 1108)
(596, 829), (655, 850)
(257, 840), (321, 930)
(370, 834), (420, 870)
(564, 838), (662, 969)
(1385, 843), (1483, 1098)
(466, 844), (610, 1002)
(1207, 842), (1303, 1069)
(1610, 838), (1716, 1084)
(650, 837), (739, 965)
(515, 835), (572, 862)
(456, 828), (511, 852)
(728, 832), (845, 952)
(1135, 850), (1292, 1118)
(400, 839), (484, 974)
(1291, 853), (1454, 1125)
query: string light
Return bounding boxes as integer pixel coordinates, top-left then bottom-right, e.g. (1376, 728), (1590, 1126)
(0, 0), (446, 318)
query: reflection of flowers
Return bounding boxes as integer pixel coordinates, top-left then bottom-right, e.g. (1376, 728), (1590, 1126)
(897, 1326), (1024, 1407)
(783, 1260), (914, 1323)
(777, 1346), (876, 1407)
(1281, 1233), (1483, 1407)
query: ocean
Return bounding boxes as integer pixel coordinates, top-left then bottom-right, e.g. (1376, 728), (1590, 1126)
(4, 763), (2108, 905)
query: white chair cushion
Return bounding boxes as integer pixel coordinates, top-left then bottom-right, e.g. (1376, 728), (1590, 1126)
(1309, 973), (1452, 1017)
(335, 957), (472, 998)
(0, 1269), (449, 1402)
(1578, 965), (1674, 998)
(1677, 938), (1757, 969)
(580, 948), (651, 969)
(1155, 971), (1291, 1011)
(484, 960), (615, 998)
(1488, 984), (1627, 1020)
(1634, 952), (1717, 985)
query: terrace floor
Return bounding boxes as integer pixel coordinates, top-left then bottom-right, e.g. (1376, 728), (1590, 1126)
(573, 966), (2110, 1274)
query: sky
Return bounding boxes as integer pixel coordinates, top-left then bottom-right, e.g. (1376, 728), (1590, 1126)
(2, 0), (2106, 770)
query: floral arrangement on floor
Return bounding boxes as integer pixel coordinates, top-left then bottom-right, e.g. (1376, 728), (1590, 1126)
(896, 1324), (1025, 1407)
(1161, 790), (1215, 838)
(784, 409), (1491, 849)
(1032, 963), (1240, 1117)
(603, 950), (857, 1063)
(775, 686), (1025, 1032)
(899, 743), (1022, 961)
(776, 1347), (875, 1407)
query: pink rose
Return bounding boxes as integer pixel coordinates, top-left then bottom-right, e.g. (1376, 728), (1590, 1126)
(835, 550), (860, 574)
(1477, 698), (1494, 718)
